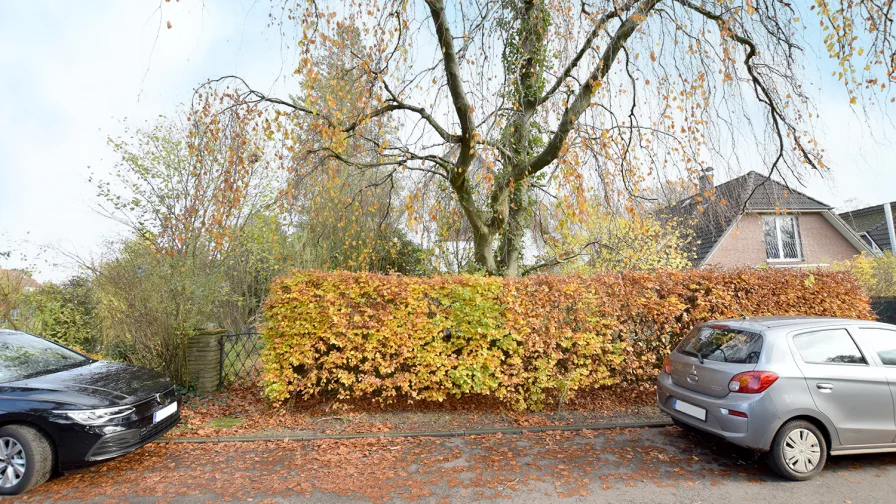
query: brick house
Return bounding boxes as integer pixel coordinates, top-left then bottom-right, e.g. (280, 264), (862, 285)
(666, 170), (871, 268)
(0, 269), (40, 292)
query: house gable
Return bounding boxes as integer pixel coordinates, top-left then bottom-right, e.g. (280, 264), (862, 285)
(705, 211), (866, 268)
(663, 171), (870, 267)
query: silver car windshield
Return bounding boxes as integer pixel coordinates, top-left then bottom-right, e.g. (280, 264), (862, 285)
(678, 326), (763, 364)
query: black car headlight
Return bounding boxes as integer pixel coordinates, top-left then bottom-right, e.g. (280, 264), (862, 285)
(52, 405), (136, 425)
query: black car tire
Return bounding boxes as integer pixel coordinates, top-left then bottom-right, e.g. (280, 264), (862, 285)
(767, 419), (827, 481)
(0, 424), (55, 495)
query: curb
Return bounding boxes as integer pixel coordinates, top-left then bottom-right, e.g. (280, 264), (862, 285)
(157, 417), (673, 444)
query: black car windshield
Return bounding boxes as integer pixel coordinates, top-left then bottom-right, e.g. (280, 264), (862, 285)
(678, 326), (763, 364)
(0, 331), (89, 383)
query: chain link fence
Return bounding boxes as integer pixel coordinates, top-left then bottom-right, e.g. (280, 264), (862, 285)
(218, 332), (264, 387)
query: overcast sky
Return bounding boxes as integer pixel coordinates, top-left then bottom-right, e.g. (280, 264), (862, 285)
(1, 1), (894, 282)
(0, 1), (293, 280)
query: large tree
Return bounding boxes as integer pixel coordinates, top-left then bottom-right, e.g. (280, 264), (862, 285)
(211, 0), (895, 275)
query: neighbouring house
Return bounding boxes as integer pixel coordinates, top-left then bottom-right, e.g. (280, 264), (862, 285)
(665, 170), (872, 268)
(838, 202), (896, 253)
(0, 268), (41, 326)
(0, 268), (41, 292)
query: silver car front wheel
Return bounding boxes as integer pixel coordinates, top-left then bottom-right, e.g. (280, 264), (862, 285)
(768, 420), (828, 481)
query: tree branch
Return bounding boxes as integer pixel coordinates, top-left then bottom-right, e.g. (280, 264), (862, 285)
(676, 0), (821, 188)
(364, 71), (461, 144)
(537, 0), (640, 106)
(521, 239), (623, 276)
(515, 0), (661, 183)
(425, 0), (476, 169)
(425, 0), (495, 271)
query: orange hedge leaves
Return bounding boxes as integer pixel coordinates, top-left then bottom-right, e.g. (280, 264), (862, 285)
(261, 269), (872, 409)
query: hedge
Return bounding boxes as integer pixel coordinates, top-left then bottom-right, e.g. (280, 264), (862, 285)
(261, 269), (872, 409)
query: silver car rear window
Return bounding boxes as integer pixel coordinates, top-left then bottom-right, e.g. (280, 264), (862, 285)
(792, 329), (866, 365)
(677, 326), (763, 364)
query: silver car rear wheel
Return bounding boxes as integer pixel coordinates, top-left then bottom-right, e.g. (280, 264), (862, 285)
(782, 428), (822, 474)
(768, 420), (828, 481)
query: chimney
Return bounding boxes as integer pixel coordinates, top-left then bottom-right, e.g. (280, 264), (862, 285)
(698, 167), (715, 193)
(885, 202), (896, 253)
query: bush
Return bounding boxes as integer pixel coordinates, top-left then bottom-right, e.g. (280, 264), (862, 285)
(22, 276), (99, 351)
(261, 269), (872, 409)
(833, 252), (896, 297)
(93, 241), (232, 384)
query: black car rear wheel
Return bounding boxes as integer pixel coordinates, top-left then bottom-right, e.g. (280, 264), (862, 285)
(0, 424), (54, 495)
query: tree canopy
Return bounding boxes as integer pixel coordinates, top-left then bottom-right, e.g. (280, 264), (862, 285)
(202, 0), (895, 275)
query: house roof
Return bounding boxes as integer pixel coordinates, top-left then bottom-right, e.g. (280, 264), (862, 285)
(0, 269), (41, 291)
(839, 203), (896, 251)
(672, 171), (832, 213)
(663, 171), (835, 265)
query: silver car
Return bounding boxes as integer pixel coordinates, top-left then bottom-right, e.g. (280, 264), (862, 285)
(657, 316), (896, 480)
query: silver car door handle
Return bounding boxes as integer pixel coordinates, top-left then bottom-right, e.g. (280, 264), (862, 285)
(816, 383), (834, 392)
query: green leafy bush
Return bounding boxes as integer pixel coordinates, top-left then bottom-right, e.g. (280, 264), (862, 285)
(93, 242), (232, 384)
(23, 276), (98, 350)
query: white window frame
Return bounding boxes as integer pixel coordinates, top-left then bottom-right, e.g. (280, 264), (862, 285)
(762, 214), (803, 261)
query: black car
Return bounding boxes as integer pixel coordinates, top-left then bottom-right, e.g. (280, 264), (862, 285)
(0, 329), (180, 495)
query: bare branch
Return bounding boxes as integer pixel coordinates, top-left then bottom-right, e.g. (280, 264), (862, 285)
(517, 0), (661, 181)
(424, 0), (476, 168)
(538, 0), (640, 106)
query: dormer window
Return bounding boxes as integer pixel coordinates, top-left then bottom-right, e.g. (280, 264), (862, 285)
(762, 215), (802, 260)
(859, 232), (881, 253)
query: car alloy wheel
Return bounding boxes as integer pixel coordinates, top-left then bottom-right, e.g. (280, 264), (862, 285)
(0, 437), (26, 488)
(782, 428), (822, 474)
(0, 424), (54, 495)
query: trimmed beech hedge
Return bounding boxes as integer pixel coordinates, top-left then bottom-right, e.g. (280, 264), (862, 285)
(261, 269), (872, 409)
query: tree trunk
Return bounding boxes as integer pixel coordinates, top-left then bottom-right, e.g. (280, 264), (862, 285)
(497, 227), (523, 276)
(472, 228), (498, 274)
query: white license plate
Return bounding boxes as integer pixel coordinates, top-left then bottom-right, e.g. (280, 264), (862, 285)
(153, 402), (178, 424)
(673, 398), (707, 421)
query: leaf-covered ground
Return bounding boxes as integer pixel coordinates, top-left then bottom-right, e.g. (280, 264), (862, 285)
(169, 384), (661, 439)
(12, 426), (896, 503)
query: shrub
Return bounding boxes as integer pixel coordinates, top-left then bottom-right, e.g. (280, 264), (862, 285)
(22, 276), (99, 351)
(833, 252), (896, 297)
(262, 269), (872, 409)
(93, 241), (232, 384)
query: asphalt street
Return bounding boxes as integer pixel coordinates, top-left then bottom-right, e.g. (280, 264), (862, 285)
(8, 425), (896, 503)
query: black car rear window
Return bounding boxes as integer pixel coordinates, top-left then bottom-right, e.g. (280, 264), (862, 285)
(677, 326), (763, 364)
(0, 331), (88, 383)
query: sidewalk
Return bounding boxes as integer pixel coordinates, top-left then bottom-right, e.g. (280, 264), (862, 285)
(160, 412), (672, 443)
(161, 384), (669, 443)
